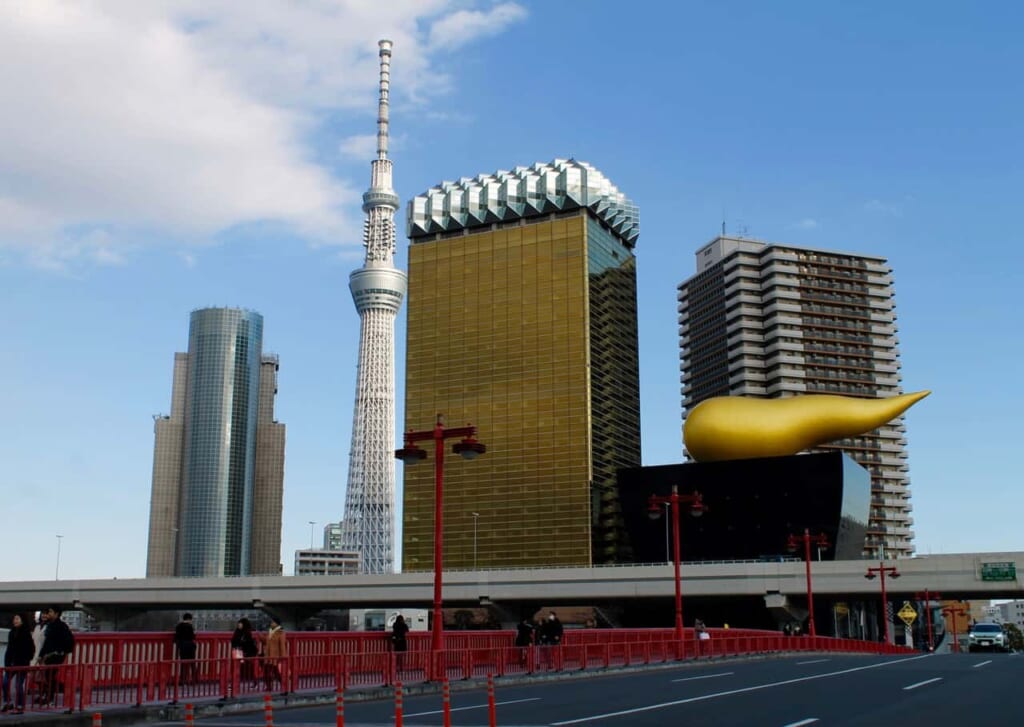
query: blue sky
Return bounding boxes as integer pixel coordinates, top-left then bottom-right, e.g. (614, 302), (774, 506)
(2, 1), (1022, 581)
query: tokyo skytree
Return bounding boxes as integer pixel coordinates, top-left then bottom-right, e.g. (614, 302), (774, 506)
(340, 40), (407, 573)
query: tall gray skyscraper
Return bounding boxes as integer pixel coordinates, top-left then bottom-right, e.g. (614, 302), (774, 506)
(339, 40), (407, 574)
(677, 236), (914, 557)
(146, 307), (286, 577)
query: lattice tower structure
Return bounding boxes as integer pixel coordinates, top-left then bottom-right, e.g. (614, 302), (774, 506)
(340, 40), (407, 574)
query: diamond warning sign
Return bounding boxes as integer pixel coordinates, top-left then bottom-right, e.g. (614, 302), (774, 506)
(897, 602), (917, 626)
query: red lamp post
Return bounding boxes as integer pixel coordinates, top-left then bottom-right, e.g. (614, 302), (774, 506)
(864, 561), (901, 644)
(915, 589), (941, 652)
(647, 486), (706, 659)
(786, 529), (830, 637)
(396, 414), (486, 671)
(942, 603), (968, 653)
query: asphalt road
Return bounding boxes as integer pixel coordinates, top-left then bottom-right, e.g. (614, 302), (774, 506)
(168, 652), (1023, 726)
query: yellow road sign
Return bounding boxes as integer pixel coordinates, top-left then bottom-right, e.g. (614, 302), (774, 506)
(898, 602), (917, 626)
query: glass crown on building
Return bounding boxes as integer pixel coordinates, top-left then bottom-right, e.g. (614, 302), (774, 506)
(407, 158), (639, 247)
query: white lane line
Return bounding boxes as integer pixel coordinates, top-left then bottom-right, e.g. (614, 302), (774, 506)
(550, 653), (933, 725)
(406, 696), (540, 717)
(670, 671), (734, 683)
(782, 719), (819, 727)
(903, 677), (943, 691)
(973, 660), (993, 668)
(796, 659), (830, 665)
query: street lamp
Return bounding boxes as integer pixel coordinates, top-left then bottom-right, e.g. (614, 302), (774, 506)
(55, 534), (64, 581)
(786, 529), (830, 637)
(942, 603), (968, 653)
(915, 589), (941, 652)
(396, 414), (485, 670)
(308, 521), (317, 549)
(864, 561), (901, 644)
(661, 502), (670, 563)
(471, 512), (480, 570)
(648, 486), (706, 659)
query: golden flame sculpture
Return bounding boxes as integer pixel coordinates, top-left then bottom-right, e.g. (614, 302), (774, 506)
(683, 391), (931, 463)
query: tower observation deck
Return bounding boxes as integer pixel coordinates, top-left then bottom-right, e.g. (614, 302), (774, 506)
(340, 39), (408, 574)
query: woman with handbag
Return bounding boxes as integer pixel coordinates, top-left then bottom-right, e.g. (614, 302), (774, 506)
(230, 619), (259, 687)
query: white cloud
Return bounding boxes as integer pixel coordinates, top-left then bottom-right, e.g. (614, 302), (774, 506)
(0, 1), (527, 270)
(428, 3), (528, 51)
(864, 199), (904, 217)
(793, 218), (819, 230)
(340, 134), (379, 161)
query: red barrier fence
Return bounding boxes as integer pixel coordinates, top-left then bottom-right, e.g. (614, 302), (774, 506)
(0, 630), (913, 714)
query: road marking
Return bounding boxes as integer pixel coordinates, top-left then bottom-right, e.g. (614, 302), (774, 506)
(550, 653), (933, 725)
(670, 671), (734, 683)
(796, 659), (830, 665)
(903, 677), (942, 691)
(406, 696), (540, 716)
(781, 719), (819, 727)
(973, 660), (993, 668)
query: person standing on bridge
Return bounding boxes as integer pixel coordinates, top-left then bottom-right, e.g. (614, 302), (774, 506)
(2, 613), (35, 714)
(174, 613), (198, 686)
(539, 612), (563, 670)
(390, 614), (409, 674)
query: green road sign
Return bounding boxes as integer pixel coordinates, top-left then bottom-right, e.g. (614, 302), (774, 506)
(981, 562), (1017, 581)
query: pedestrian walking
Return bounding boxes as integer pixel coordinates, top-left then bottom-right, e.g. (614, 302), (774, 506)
(515, 617), (534, 665)
(30, 612), (46, 665)
(262, 616), (288, 693)
(2, 613), (35, 714)
(230, 618), (259, 687)
(539, 612), (563, 670)
(36, 607), (74, 706)
(173, 613), (198, 685)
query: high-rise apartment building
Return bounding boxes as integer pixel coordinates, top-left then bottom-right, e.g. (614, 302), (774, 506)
(146, 307), (286, 577)
(402, 159), (641, 570)
(677, 236), (914, 557)
(339, 40), (407, 574)
(293, 548), (360, 576)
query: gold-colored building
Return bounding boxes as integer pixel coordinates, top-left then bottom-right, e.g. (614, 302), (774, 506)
(402, 159), (641, 570)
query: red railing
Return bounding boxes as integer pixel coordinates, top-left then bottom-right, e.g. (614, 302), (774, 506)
(3, 629), (912, 714)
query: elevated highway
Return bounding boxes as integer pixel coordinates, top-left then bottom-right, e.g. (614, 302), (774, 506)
(0, 552), (1019, 628)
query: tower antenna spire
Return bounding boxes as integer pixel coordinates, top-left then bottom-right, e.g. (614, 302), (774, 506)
(375, 39), (392, 160)
(340, 39), (408, 574)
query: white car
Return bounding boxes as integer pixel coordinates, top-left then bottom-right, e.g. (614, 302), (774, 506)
(967, 622), (1009, 653)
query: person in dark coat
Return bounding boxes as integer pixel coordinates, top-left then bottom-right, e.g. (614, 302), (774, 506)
(539, 612), (563, 669)
(230, 618), (259, 686)
(37, 606), (74, 705)
(390, 614), (409, 672)
(2, 613), (35, 714)
(174, 613), (198, 685)
(515, 618), (534, 665)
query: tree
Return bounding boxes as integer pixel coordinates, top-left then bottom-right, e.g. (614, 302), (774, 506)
(1004, 623), (1023, 652)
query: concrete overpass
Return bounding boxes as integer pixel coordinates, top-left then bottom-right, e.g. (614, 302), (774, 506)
(1, 552), (1020, 629)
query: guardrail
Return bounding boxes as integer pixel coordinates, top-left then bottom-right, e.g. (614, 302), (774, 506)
(3, 629), (913, 715)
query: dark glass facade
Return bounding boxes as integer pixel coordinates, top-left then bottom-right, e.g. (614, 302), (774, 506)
(616, 452), (870, 563)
